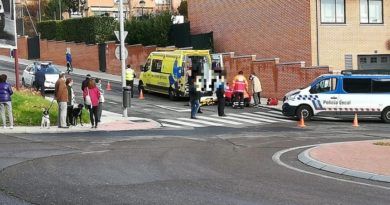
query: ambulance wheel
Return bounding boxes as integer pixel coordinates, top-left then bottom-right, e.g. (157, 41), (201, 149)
(168, 88), (177, 101)
(296, 105), (313, 121)
(381, 107), (390, 123)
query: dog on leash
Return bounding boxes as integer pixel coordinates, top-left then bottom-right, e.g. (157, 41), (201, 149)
(41, 108), (50, 129)
(72, 104), (84, 126)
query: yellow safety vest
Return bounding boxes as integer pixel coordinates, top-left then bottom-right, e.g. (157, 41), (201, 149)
(126, 68), (134, 81)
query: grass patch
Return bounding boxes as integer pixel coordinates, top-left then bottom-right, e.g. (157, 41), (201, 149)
(373, 142), (390, 147)
(8, 89), (90, 126)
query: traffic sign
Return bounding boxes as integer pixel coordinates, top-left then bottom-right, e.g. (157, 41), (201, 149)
(115, 46), (128, 60)
(114, 31), (128, 41)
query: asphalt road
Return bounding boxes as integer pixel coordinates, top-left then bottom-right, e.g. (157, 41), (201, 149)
(1, 61), (390, 204)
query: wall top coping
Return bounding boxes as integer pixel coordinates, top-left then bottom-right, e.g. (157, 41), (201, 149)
(128, 44), (143, 47)
(303, 66), (330, 70)
(278, 61), (305, 66)
(145, 45), (158, 48)
(231, 54), (256, 59)
(253, 58), (279, 63)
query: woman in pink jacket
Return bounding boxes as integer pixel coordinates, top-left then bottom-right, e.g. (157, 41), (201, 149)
(83, 79), (101, 128)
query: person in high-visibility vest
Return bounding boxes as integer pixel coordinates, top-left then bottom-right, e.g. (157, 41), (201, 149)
(125, 64), (136, 98)
(232, 71), (248, 109)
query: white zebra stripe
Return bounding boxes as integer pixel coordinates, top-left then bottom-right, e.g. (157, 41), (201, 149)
(253, 112), (293, 122)
(161, 123), (182, 128)
(196, 116), (243, 125)
(160, 119), (205, 127)
(178, 118), (223, 126)
(213, 115), (264, 124)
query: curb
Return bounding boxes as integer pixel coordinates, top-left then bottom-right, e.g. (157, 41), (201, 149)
(298, 147), (390, 183)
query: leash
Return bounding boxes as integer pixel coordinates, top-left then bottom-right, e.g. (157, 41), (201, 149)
(47, 98), (56, 112)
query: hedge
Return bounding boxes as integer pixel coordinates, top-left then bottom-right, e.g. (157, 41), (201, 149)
(37, 16), (117, 44)
(38, 12), (173, 46)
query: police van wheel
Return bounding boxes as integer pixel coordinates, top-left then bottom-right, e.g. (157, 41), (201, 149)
(296, 105), (313, 121)
(381, 107), (390, 123)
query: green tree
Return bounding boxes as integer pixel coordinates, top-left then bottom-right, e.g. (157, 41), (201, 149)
(177, 0), (188, 20)
(43, 0), (71, 20)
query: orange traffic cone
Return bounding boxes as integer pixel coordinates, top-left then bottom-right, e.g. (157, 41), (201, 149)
(106, 81), (112, 91)
(138, 89), (145, 100)
(298, 113), (306, 128)
(353, 113), (359, 127)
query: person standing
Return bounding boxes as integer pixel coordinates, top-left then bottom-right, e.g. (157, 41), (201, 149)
(216, 83), (226, 117)
(232, 71), (248, 109)
(81, 74), (91, 92)
(189, 80), (200, 119)
(250, 73), (262, 107)
(83, 79), (101, 128)
(66, 78), (75, 126)
(95, 78), (104, 123)
(125, 64), (136, 98)
(0, 74), (13, 129)
(55, 73), (69, 128)
(35, 67), (46, 97)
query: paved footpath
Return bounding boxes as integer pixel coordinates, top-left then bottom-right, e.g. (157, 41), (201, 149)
(299, 139), (390, 183)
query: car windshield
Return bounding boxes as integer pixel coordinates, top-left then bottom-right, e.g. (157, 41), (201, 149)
(39, 65), (61, 74)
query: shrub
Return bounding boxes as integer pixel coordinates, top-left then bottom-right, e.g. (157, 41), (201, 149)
(11, 89), (90, 126)
(38, 16), (117, 44)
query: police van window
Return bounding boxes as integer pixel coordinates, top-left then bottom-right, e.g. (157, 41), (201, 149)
(151, 59), (162, 73)
(311, 78), (337, 94)
(343, 78), (371, 93)
(144, 59), (151, 71)
(372, 80), (390, 93)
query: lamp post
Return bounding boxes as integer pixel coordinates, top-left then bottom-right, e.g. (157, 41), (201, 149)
(139, 0), (145, 17)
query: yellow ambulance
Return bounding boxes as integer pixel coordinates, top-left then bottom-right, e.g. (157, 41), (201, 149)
(139, 50), (224, 100)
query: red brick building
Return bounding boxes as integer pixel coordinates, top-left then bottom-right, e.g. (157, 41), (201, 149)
(188, 0), (313, 65)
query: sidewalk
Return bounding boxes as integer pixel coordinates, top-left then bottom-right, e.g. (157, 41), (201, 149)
(0, 110), (161, 134)
(298, 140), (390, 183)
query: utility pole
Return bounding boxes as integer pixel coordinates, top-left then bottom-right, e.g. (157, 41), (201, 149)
(119, 0), (127, 117)
(39, 0), (41, 22)
(59, 0), (62, 20)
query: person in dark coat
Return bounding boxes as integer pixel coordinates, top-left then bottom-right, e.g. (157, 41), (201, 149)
(0, 74), (13, 129)
(81, 74), (91, 92)
(216, 83), (226, 117)
(35, 67), (46, 97)
(189, 80), (200, 119)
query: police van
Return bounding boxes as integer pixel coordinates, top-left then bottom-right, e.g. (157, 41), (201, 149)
(282, 73), (390, 123)
(139, 50), (224, 100)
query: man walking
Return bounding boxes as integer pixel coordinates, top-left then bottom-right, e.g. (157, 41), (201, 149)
(249, 73), (262, 107)
(81, 74), (91, 92)
(125, 64), (136, 98)
(55, 73), (69, 128)
(189, 80), (200, 119)
(216, 83), (226, 117)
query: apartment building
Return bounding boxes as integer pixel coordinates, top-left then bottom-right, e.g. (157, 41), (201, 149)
(86, 0), (183, 18)
(188, 0), (390, 70)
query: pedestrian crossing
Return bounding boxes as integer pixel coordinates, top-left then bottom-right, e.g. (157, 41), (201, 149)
(159, 111), (294, 129)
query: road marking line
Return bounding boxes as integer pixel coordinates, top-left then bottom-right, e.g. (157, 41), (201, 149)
(155, 105), (190, 112)
(160, 119), (205, 127)
(196, 116), (243, 125)
(272, 145), (390, 191)
(254, 112), (293, 121)
(239, 113), (279, 123)
(161, 123), (182, 128)
(212, 115), (263, 124)
(249, 112), (292, 122)
(108, 102), (118, 105)
(269, 110), (282, 114)
(179, 118), (223, 126)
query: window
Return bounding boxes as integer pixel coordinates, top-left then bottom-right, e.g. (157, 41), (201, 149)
(370, 57), (377, 63)
(144, 59), (151, 71)
(360, 57), (367, 64)
(321, 0), (345, 23)
(343, 78), (371, 93)
(381, 57), (388, 63)
(372, 80), (390, 93)
(151, 59), (162, 72)
(360, 0), (383, 24)
(311, 78), (338, 94)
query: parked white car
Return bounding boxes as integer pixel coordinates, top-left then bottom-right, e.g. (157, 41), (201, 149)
(22, 62), (61, 91)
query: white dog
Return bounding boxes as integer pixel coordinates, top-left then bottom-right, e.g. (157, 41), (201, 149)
(41, 109), (50, 129)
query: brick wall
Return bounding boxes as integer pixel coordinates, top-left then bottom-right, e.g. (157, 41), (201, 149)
(223, 53), (329, 99)
(188, 0), (312, 65)
(0, 36), (29, 59)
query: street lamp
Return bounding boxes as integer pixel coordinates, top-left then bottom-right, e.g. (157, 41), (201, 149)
(139, 0), (145, 17)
